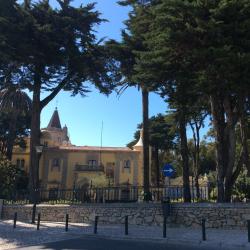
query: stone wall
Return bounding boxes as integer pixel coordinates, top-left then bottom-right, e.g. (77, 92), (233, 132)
(2, 202), (250, 229)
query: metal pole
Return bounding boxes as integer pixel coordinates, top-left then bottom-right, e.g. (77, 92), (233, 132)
(163, 216), (167, 238)
(37, 213), (41, 230)
(202, 219), (206, 241)
(125, 216), (128, 235)
(65, 214), (69, 232)
(13, 212), (17, 229)
(31, 203), (36, 224)
(248, 220), (250, 243)
(94, 216), (98, 234)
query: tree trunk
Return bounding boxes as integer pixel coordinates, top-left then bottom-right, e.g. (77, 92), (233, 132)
(6, 115), (17, 160)
(179, 109), (191, 202)
(195, 175), (200, 200)
(142, 87), (150, 201)
(29, 71), (41, 202)
(210, 94), (226, 202)
(238, 94), (249, 175)
(155, 145), (160, 188)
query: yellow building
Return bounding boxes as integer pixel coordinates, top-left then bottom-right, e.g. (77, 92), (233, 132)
(12, 108), (145, 191)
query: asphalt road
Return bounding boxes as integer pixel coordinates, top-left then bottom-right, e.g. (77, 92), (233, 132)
(16, 236), (238, 250)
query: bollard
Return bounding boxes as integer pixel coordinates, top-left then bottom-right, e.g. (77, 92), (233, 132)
(37, 213), (41, 231)
(65, 214), (69, 232)
(13, 212), (17, 229)
(248, 220), (250, 243)
(125, 216), (128, 235)
(31, 203), (36, 224)
(202, 218), (206, 241)
(163, 216), (167, 238)
(94, 216), (99, 234)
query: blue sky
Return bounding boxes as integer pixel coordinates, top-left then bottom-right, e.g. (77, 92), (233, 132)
(40, 0), (209, 147)
(40, 0), (167, 147)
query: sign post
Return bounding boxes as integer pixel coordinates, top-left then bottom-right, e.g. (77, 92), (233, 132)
(162, 164), (175, 199)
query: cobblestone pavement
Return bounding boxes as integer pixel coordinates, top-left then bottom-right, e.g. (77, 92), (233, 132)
(0, 220), (249, 249)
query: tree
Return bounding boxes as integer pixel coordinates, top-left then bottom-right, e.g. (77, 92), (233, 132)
(188, 105), (208, 199)
(107, 0), (158, 200)
(0, 0), (116, 200)
(148, 114), (177, 186)
(0, 153), (28, 199)
(0, 87), (31, 160)
(134, 0), (250, 202)
(128, 113), (177, 186)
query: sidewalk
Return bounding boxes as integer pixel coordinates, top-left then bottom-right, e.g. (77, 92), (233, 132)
(0, 220), (249, 249)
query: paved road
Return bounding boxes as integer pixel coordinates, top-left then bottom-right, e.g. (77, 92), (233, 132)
(16, 236), (239, 250)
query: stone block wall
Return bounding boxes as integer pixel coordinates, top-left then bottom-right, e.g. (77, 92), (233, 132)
(2, 202), (250, 229)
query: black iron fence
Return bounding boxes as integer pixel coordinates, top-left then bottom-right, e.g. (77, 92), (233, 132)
(3, 185), (210, 205)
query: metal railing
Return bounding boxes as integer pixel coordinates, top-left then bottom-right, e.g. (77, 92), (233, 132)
(3, 185), (210, 205)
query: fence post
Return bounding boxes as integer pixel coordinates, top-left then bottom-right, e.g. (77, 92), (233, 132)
(248, 220), (250, 243)
(125, 216), (128, 235)
(163, 216), (167, 238)
(0, 199), (3, 219)
(65, 214), (69, 232)
(202, 218), (206, 241)
(37, 213), (41, 230)
(94, 216), (98, 234)
(31, 203), (36, 224)
(13, 212), (17, 229)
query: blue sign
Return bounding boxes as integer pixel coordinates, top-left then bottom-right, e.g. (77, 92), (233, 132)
(162, 164), (175, 177)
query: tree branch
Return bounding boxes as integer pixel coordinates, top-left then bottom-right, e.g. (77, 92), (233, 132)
(40, 74), (74, 109)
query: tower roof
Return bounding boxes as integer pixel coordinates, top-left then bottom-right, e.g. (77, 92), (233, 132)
(133, 129), (143, 148)
(47, 108), (62, 129)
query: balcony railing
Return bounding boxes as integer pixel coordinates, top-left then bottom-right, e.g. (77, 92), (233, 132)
(75, 164), (104, 172)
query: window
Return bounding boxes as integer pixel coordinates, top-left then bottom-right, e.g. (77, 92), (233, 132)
(106, 162), (115, 179)
(16, 159), (20, 168)
(122, 160), (131, 173)
(88, 160), (97, 167)
(20, 159), (25, 170)
(124, 160), (131, 169)
(51, 158), (60, 171)
(16, 159), (25, 170)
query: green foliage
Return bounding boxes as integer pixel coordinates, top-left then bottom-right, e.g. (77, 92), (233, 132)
(233, 170), (250, 200)
(127, 113), (177, 149)
(0, 87), (31, 159)
(0, 0), (116, 96)
(0, 154), (28, 198)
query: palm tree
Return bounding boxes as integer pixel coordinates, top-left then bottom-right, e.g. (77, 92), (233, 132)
(0, 86), (31, 160)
